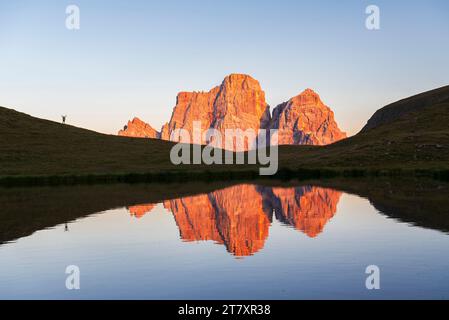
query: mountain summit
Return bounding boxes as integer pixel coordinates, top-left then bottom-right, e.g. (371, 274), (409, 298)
(160, 73), (270, 150)
(271, 88), (346, 145)
(118, 74), (346, 149)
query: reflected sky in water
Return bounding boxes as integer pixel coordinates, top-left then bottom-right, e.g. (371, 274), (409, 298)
(1, 183), (449, 299)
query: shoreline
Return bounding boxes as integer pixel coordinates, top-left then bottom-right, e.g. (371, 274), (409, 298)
(1, 167), (448, 187)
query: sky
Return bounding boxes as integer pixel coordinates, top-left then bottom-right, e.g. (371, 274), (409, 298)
(0, 0), (448, 136)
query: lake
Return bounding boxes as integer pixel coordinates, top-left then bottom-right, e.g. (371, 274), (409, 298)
(1, 178), (449, 299)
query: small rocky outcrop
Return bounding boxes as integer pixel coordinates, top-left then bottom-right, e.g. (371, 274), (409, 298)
(118, 117), (159, 139)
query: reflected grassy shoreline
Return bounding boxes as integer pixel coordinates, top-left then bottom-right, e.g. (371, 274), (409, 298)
(1, 167), (449, 187)
(1, 176), (449, 247)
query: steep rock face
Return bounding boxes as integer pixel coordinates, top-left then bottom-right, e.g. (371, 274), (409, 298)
(271, 89), (346, 145)
(161, 74), (270, 151)
(118, 117), (159, 139)
(118, 75), (348, 148)
(160, 88), (219, 143)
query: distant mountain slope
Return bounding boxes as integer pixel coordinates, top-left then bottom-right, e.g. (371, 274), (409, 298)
(360, 85), (449, 132)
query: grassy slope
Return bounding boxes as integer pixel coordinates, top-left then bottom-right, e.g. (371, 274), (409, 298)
(361, 84), (449, 131)
(279, 102), (449, 171)
(0, 107), (178, 176)
(1, 85), (449, 181)
(0, 106), (263, 180)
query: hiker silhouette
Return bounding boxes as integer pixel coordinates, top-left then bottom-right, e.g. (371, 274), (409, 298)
(62, 115), (67, 124)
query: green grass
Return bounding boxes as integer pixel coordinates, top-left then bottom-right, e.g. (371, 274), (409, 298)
(1, 85), (449, 185)
(278, 102), (449, 171)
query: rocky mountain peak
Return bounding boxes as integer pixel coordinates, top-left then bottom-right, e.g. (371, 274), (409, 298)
(118, 75), (347, 148)
(160, 73), (270, 150)
(271, 89), (347, 145)
(221, 73), (262, 91)
(118, 117), (159, 139)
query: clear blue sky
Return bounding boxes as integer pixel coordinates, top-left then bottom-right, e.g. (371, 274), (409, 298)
(1, 0), (448, 135)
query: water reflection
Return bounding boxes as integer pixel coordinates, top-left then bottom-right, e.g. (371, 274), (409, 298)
(127, 204), (156, 219)
(125, 185), (341, 256)
(267, 186), (341, 237)
(1, 178), (449, 299)
(2, 178), (449, 250)
(166, 185), (272, 257)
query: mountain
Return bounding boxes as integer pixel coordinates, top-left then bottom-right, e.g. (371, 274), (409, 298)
(118, 117), (159, 139)
(271, 88), (346, 145)
(160, 74), (270, 150)
(118, 74), (345, 150)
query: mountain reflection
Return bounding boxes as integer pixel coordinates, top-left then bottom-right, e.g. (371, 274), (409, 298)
(127, 204), (156, 219)
(268, 186), (341, 237)
(126, 185), (342, 257)
(2, 178), (449, 251)
(165, 185), (272, 257)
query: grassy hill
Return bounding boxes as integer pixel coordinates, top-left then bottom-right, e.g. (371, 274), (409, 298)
(280, 86), (449, 172)
(0, 107), (177, 176)
(1, 85), (449, 184)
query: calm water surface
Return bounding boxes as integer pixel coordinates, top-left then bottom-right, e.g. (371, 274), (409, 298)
(1, 180), (449, 299)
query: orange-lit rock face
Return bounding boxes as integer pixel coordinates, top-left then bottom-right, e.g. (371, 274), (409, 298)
(157, 184), (342, 257)
(269, 186), (342, 237)
(209, 185), (271, 256)
(118, 75), (347, 148)
(161, 74), (270, 151)
(271, 89), (346, 145)
(163, 194), (223, 244)
(127, 204), (156, 218)
(164, 185), (270, 257)
(160, 88), (219, 144)
(118, 117), (159, 139)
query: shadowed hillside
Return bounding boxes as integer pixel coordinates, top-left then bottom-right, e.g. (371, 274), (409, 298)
(361, 85), (449, 132)
(0, 106), (177, 177)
